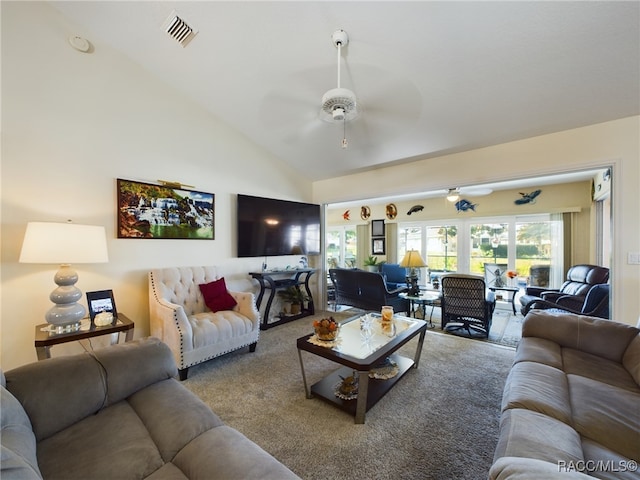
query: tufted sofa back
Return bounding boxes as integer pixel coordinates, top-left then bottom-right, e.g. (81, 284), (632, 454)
(150, 266), (221, 317)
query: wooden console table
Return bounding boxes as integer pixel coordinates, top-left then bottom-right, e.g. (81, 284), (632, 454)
(250, 269), (315, 330)
(34, 313), (135, 360)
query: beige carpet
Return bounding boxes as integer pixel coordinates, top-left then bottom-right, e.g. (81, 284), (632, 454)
(183, 311), (516, 479)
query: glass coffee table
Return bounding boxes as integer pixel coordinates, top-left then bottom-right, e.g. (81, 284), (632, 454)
(296, 313), (427, 424)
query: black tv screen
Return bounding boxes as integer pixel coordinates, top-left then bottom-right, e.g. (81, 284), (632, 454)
(237, 194), (321, 257)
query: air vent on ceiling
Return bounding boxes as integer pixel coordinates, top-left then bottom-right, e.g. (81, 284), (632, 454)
(163, 11), (198, 47)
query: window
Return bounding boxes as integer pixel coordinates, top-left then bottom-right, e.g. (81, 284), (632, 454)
(399, 214), (564, 288)
(326, 226), (357, 269)
(398, 224), (459, 272)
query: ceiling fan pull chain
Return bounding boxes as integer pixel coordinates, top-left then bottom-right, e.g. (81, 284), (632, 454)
(342, 117), (348, 149)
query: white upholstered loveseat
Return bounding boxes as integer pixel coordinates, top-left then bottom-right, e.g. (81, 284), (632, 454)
(149, 266), (260, 380)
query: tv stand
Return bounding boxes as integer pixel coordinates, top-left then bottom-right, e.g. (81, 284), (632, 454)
(249, 269), (315, 330)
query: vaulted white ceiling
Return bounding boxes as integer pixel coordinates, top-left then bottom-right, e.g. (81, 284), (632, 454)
(51, 1), (639, 182)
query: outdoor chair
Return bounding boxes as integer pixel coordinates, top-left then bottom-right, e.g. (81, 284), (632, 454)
(440, 274), (496, 338)
(521, 283), (610, 319)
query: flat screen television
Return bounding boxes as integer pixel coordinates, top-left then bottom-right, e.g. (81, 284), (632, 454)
(237, 194), (321, 257)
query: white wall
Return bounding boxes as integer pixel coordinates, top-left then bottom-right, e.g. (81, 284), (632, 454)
(313, 116), (640, 324)
(0, 2), (313, 370)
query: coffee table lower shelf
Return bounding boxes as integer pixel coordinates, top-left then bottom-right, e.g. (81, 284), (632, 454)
(309, 354), (415, 416)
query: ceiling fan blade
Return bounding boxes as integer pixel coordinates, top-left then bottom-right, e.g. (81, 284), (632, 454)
(459, 187), (493, 196)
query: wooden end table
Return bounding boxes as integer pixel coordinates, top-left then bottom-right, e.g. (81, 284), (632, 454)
(34, 313), (135, 360)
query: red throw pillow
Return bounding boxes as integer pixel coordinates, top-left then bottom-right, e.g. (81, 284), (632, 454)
(199, 278), (237, 312)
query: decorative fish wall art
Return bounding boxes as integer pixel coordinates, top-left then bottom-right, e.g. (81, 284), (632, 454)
(407, 205), (424, 215)
(455, 199), (477, 212)
(515, 190), (541, 205)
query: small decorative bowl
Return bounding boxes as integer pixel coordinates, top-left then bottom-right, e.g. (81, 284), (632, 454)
(315, 328), (339, 341)
(313, 317), (339, 341)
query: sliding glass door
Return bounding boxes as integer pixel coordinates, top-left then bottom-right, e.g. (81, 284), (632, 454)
(398, 223), (460, 279)
(398, 214), (563, 288)
(326, 226), (357, 270)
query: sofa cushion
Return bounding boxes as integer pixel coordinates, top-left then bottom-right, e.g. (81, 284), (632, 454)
(5, 353), (107, 441)
(189, 311), (255, 349)
(199, 278), (237, 312)
(144, 463), (189, 480)
(0, 385), (42, 480)
(37, 401), (165, 480)
(622, 335), (640, 386)
(494, 409), (584, 465)
(489, 456), (595, 480)
(562, 347), (640, 392)
(501, 362), (573, 425)
(172, 425), (300, 480)
(514, 337), (563, 370)
(568, 375), (640, 462)
(522, 311), (638, 363)
(581, 438), (640, 480)
(127, 379), (223, 462)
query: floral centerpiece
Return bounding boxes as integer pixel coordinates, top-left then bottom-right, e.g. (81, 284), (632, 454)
(313, 316), (339, 341)
(507, 270), (518, 286)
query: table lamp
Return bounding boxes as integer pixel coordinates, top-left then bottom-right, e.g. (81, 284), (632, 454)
(19, 222), (109, 332)
(399, 250), (427, 296)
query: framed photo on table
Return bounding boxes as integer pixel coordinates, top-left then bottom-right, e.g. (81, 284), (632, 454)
(86, 290), (118, 320)
(372, 238), (386, 255)
(484, 263), (508, 288)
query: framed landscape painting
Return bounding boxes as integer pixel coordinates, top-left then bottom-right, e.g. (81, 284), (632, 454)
(117, 179), (214, 239)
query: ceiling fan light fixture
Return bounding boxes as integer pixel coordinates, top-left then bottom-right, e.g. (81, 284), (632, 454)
(446, 188), (460, 202)
(321, 87), (357, 122)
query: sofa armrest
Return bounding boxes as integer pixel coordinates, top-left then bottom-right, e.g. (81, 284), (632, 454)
(522, 310), (640, 363)
(521, 294), (584, 316)
(91, 337), (178, 406)
(525, 286), (555, 297)
(386, 286), (409, 296)
(229, 290), (260, 328)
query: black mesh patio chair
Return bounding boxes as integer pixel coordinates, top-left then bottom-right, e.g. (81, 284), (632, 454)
(441, 274), (496, 338)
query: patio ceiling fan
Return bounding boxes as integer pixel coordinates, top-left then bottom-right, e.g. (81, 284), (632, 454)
(444, 187), (493, 202)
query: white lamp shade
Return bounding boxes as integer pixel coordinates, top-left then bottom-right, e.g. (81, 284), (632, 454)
(20, 222), (108, 264)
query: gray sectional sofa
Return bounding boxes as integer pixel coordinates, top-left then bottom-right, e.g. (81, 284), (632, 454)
(490, 310), (640, 479)
(1, 337), (299, 480)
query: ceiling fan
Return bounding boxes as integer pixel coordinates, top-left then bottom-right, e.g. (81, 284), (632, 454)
(320, 30), (359, 123)
(445, 187), (493, 202)
(259, 30), (422, 150)
(319, 30), (359, 148)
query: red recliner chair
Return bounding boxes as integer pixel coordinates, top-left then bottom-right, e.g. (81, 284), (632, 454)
(519, 264), (609, 315)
